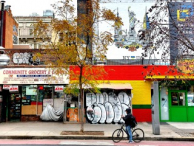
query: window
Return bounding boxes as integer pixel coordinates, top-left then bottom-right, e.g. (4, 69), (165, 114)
(13, 35), (18, 44)
(21, 85), (38, 115)
(13, 25), (17, 33)
(58, 32), (63, 41)
(171, 92), (185, 106)
(187, 86), (194, 106)
(29, 29), (33, 35)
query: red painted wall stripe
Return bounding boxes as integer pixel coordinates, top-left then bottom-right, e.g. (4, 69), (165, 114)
(70, 65), (183, 81)
(31, 101), (42, 105)
(133, 109), (152, 122)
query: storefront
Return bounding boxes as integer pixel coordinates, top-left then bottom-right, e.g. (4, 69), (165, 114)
(160, 82), (194, 122)
(0, 68), (68, 122)
(0, 65), (154, 123)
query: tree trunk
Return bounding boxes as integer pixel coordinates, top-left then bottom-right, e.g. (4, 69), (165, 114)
(79, 66), (84, 133)
(80, 89), (84, 133)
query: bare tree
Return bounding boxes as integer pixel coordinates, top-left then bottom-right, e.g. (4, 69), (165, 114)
(144, 0), (194, 63)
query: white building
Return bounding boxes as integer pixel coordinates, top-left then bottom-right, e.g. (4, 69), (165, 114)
(14, 14), (53, 49)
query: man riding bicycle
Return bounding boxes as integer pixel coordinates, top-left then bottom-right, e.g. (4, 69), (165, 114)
(121, 108), (134, 143)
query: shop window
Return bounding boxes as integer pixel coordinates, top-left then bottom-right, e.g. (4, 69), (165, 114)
(188, 93), (194, 106)
(9, 93), (21, 121)
(171, 92), (185, 106)
(187, 85), (194, 106)
(21, 85), (65, 117)
(21, 85), (38, 115)
(54, 92), (65, 98)
(179, 93), (185, 106)
(44, 86), (52, 99)
(40, 85), (53, 112)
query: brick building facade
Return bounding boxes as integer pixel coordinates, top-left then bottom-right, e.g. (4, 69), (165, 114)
(0, 5), (18, 49)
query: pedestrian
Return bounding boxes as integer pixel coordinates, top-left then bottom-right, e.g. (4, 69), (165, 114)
(121, 108), (134, 143)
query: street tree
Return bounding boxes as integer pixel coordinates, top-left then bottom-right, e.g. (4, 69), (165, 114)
(145, 0), (194, 62)
(140, 0), (194, 86)
(33, 0), (122, 132)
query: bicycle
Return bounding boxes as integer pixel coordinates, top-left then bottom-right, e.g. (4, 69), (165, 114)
(112, 123), (144, 143)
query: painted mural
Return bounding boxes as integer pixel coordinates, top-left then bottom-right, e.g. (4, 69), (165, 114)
(98, 0), (156, 59)
(86, 91), (131, 124)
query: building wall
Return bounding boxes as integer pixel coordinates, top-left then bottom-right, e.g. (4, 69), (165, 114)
(14, 16), (52, 49)
(0, 9), (18, 48)
(71, 65), (154, 122)
(103, 66), (152, 122)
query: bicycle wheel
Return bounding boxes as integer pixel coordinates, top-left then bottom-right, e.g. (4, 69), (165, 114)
(132, 128), (144, 143)
(112, 129), (124, 143)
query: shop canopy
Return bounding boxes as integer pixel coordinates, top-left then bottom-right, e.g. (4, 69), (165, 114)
(70, 83), (133, 90)
(145, 75), (194, 80)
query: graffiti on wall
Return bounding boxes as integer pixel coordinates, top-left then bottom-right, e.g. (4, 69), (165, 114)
(86, 91), (131, 124)
(13, 52), (40, 65)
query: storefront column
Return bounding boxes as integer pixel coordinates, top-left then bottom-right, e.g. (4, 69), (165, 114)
(63, 101), (67, 122)
(152, 81), (160, 135)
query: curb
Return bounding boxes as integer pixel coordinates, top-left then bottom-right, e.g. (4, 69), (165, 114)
(0, 136), (194, 141)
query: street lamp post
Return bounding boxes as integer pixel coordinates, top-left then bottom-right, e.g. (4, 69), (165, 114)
(0, 46), (10, 65)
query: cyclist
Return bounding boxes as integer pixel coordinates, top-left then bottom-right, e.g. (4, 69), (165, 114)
(121, 108), (134, 143)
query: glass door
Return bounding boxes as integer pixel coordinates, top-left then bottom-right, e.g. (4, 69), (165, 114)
(9, 93), (21, 121)
(169, 90), (187, 122)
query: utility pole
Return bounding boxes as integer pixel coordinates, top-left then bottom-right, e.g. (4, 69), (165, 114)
(152, 81), (160, 135)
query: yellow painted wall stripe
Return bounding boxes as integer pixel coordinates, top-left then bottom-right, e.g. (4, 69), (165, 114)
(97, 80), (152, 105)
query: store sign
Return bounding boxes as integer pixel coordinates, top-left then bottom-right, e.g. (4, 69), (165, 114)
(55, 86), (64, 92)
(3, 85), (10, 90)
(0, 68), (69, 84)
(9, 85), (18, 92)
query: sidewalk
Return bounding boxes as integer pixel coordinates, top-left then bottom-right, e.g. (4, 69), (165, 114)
(0, 121), (194, 141)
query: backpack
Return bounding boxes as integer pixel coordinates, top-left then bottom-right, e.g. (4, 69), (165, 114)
(130, 115), (137, 128)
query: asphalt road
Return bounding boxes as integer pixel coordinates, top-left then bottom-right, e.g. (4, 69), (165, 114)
(0, 140), (194, 146)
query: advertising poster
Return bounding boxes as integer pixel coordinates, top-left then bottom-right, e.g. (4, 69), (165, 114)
(98, 0), (155, 59)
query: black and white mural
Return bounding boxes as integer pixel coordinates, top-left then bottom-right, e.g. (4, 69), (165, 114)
(86, 91), (131, 124)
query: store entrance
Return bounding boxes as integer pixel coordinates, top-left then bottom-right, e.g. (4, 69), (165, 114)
(9, 92), (21, 121)
(1, 90), (9, 122)
(169, 90), (187, 122)
(64, 95), (79, 123)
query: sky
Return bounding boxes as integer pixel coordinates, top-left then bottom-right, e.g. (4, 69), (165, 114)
(4, 0), (58, 16)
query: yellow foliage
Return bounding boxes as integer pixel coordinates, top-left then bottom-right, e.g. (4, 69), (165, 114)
(33, 0), (123, 128)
